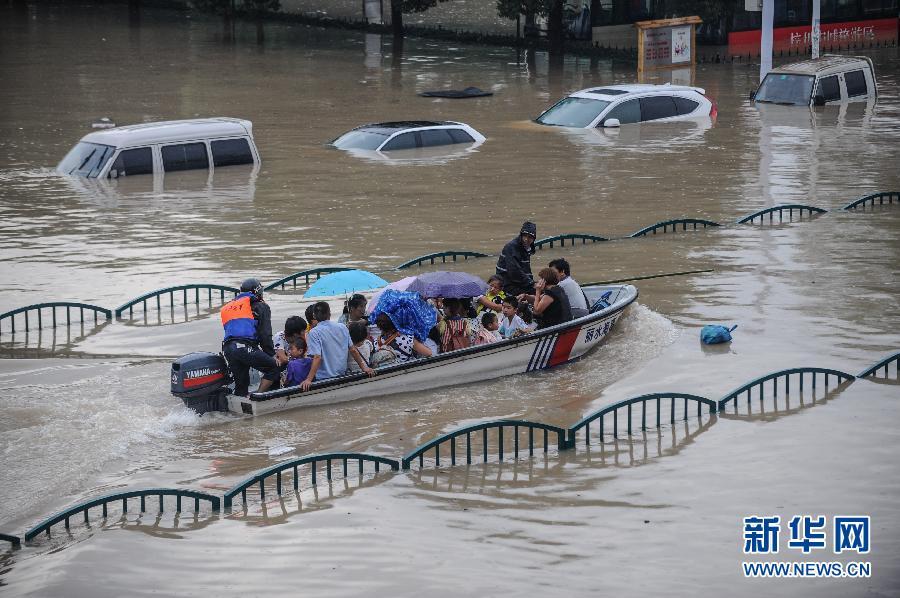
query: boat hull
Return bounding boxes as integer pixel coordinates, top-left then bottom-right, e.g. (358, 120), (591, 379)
(232, 284), (637, 416)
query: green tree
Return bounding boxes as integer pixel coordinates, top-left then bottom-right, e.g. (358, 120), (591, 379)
(496, 0), (564, 50)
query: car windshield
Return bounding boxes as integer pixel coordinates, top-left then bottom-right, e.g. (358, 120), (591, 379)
(331, 130), (389, 150)
(536, 97), (611, 127)
(57, 142), (116, 177)
(755, 73), (815, 105)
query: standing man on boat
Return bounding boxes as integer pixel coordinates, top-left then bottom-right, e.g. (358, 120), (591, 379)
(220, 278), (279, 397)
(496, 221), (537, 297)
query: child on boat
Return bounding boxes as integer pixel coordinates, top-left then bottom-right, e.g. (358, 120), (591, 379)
(498, 297), (529, 339)
(347, 321), (375, 373)
(516, 300), (537, 336)
(283, 337), (313, 387)
(438, 298), (472, 352)
(474, 312), (501, 345)
(476, 275), (507, 314)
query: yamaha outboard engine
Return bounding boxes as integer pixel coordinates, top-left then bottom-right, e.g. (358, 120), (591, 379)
(171, 352), (232, 415)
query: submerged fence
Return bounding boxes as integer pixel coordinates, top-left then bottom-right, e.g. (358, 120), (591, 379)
(3, 352), (895, 549)
(2, 191), (895, 335)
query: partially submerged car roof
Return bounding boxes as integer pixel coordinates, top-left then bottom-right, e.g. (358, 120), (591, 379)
(79, 117), (254, 148)
(353, 121), (462, 134)
(769, 55), (874, 76)
(568, 84), (706, 100)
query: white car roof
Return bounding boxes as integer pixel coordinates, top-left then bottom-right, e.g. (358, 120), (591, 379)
(79, 118), (253, 148)
(568, 83), (706, 100)
(769, 55), (873, 77)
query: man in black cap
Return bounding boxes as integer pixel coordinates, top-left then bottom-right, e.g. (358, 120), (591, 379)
(220, 278), (280, 397)
(496, 221), (537, 297)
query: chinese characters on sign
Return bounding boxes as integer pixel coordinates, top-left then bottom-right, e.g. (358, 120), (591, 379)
(642, 28), (671, 66)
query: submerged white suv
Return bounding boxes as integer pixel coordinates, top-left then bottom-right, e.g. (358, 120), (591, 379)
(535, 84), (717, 128)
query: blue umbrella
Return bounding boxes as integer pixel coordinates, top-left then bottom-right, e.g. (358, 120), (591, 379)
(370, 289), (437, 341)
(405, 271), (489, 299)
(303, 269), (388, 298)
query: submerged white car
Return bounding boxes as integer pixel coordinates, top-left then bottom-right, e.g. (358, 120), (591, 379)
(752, 55), (877, 106)
(535, 84), (717, 128)
(330, 121), (486, 153)
(57, 118), (260, 178)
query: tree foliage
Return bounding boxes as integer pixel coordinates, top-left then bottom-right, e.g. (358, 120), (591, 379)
(496, 0), (549, 20)
(191, 0), (280, 16)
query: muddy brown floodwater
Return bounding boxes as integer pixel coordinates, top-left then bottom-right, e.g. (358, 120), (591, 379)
(0, 3), (899, 596)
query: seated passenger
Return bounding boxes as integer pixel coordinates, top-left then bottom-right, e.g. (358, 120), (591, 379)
(304, 304), (318, 332)
(283, 337), (313, 387)
(301, 302), (373, 390)
(474, 312), (501, 345)
(438, 298), (472, 352)
(347, 321), (375, 373)
(517, 300), (537, 335)
(476, 275), (507, 314)
(339, 294), (369, 325)
(372, 313), (432, 366)
(424, 325), (441, 356)
(266, 315), (308, 392)
(498, 297), (529, 339)
(549, 258), (589, 318)
(517, 268), (572, 329)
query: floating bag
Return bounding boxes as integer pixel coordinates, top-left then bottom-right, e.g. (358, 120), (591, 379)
(700, 324), (737, 345)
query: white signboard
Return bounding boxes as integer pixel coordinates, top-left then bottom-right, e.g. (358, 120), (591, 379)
(671, 26), (691, 64)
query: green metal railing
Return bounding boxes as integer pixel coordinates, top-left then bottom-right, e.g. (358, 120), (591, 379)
(0, 532), (20, 548)
(23, 488), (221, 541)
(0, 302), (111, 336)
(858, 351), (900, 379)
(567, 393), (718, 446)
(843, 191), (899, 211)
(401, 420), (567, 470)
(629, 218), (721, 238)
(396, 250), (490, 270)
(115, 284), (239, 318)
(263, 267), (353, 291)
(718, 367), (855, 411)
(736, 204), (827, 224)
(223, 452), (400, 509)
(534, 233), (608, 250)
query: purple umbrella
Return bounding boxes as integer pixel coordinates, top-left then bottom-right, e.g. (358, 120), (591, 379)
(405, 271), (489, 299)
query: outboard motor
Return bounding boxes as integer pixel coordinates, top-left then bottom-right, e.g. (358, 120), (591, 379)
(171, 352), (232, 415)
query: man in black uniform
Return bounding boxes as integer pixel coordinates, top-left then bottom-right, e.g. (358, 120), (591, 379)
(220, 278), (279, 397)
(496, 221), (537, 297)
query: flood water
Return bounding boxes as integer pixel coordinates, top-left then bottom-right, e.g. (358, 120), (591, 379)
(1, 3), (899, 596)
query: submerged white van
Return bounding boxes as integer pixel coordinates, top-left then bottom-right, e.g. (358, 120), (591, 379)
(753, 55), (877, 107)
(57, 118), (260, 178)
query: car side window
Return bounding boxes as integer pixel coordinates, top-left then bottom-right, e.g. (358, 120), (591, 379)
(601, 99), (640, 125)
(109, 147), (153, 177)
(211, 138), (254, 167)
(161, 142), (209, 172)
(673, 96), (700, 115)
(419, 129), (454, 148)
(817, 75), (841, 102)
(844, 70), (868, 98)
(381, 132), (417, 151)
(447, 129), (475, 144)
(639, 96), (678, 121)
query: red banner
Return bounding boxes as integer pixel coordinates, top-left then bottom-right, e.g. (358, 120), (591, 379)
(728, 17), (898, 54)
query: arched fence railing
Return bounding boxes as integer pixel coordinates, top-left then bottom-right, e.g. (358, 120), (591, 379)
(736, 204), (828, 224)
(401, 420), (568, 470)
(718, 367), (856, 410)
(629, 218), (721, 238)
(0, 302), (112, 336)
(263, 267), (353, 291)
(23, 488), (221, 541)
(396, 250), (490, 270)
(0, 532), (20, 548)
(858, 351), (900, 379)
(843, 191), (899, 211)
(567, 393), (718, 446)
(534, 233), (608, 250)
(115, 284), (239, 319)
(223, 452), (400, 509)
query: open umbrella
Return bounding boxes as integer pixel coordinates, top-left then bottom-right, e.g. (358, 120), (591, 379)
(365, 275), (417, 313)
(369, 289), (437, 341)
(303, 269), (388, 299)
(405, 271), (489, 299)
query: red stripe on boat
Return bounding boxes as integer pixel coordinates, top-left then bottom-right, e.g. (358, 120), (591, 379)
(184, 372), (225, 388)
(547, 327), (581, 367)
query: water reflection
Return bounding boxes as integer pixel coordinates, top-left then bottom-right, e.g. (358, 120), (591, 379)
(559, 116), (714, 151)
